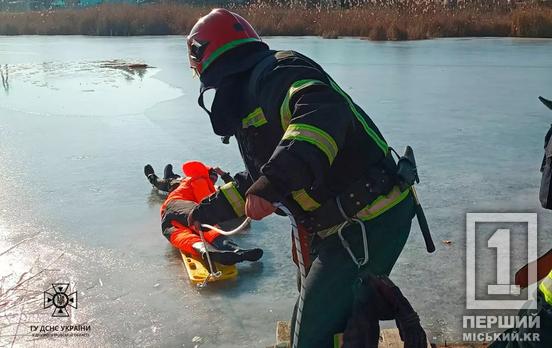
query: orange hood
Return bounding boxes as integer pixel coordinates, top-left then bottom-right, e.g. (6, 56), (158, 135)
(182, 161), (211, 179)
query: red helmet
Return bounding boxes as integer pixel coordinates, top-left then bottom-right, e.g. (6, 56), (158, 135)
(187, 8), (262, 75)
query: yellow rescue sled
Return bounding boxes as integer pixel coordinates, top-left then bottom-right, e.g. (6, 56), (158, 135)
(180, 251), (238, 284)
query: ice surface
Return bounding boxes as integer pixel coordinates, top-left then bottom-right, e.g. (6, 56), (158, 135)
(1, 36), (552, 346)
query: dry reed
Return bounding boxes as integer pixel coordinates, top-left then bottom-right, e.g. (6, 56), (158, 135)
(0, 2), (551, 39)
(0, 237), (64, 347)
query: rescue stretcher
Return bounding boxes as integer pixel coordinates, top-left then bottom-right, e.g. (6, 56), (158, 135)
(180, 251), (238, 284)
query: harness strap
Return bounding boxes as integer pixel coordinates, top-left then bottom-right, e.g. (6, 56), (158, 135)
(336, 196), (351, 222)
(337, 219), (369, 268)
(246, 51), (278, 101)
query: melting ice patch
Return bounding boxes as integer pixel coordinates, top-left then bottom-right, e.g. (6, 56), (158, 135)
(0, 60), (183, 117)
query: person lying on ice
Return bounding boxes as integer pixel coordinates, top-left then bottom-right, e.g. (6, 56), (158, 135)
(145, 160), (263, 265)
(144, 163), (233, 193)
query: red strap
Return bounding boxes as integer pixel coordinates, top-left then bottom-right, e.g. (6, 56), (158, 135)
(291, 225), (312, 273)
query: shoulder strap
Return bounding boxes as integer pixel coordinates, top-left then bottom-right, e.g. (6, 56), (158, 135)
(247, 51), (278, 102)
(247, 50), (331, 102)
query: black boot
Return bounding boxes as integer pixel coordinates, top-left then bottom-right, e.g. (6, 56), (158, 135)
(210, 236), (263, 262)
(144, 164), (157, 184)
(540, 96), (552, 111)
(164, 164), (180, 180)
(192, 242), (249, 266)
(144, 164), (154, 177)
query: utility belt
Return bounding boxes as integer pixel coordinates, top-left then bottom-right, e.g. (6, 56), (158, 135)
(297, 146), (435, 255)
(292, 158), (400, 271)
(297, 161), (397, 236)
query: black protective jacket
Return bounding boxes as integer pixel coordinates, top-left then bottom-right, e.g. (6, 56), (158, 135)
(193, 50), (407, 233)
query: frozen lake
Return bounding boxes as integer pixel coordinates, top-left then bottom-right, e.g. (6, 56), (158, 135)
(1, 36), (551, 347)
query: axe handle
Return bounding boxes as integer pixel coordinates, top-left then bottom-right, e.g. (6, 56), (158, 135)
(411, 187), (435, 253)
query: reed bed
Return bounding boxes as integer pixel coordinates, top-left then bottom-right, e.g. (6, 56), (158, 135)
(0, 2), (551, 39)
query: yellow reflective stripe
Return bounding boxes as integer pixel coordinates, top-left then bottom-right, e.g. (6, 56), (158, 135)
(333, 333), (343, 348)
(280, 79), (327, 130)
(539, 270), (552, 305)
(282, 123), (338, 164)
(242, 107), (267, 128)
(291, 189), (320, 211)
(220, 182), (245, 216)
(356, 186), (411, 221)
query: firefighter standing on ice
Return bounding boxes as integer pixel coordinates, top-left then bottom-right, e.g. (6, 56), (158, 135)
(186, 9), (423, 347)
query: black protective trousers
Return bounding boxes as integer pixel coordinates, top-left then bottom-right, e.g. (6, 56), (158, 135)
(149, 175), (181, 193)
(290, 193), (416, 348)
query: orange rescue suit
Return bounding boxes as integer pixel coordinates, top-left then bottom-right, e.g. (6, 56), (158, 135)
(161, 161), (220, 257)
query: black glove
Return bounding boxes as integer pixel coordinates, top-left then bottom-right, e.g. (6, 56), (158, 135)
(370, 275), (428, 348)
(187, 205), (216, 232)
(343, 274), (427, 348)
(220, 172), (233, 183)
(343, 277), (385, 348)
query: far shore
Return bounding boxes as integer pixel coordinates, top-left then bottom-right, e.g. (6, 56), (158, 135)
(0, 2), (551, 40)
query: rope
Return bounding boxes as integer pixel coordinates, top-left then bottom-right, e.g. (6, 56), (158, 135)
(197, 203), (369, 348)
(272, 203), (305, 348)
(200, 205), (305, 348)
(200, 217), (251, 236)
(197, 218), (251, 288)
(197, 228), (222, 288)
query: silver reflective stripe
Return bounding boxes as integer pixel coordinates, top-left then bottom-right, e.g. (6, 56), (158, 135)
(317, 225), (341, 239)
(317, 186), (411, 239)
(282, 123), (338, 164)
(356, 186), (410, 221)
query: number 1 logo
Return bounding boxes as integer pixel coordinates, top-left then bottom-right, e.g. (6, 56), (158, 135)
(466, 213), (537, 310)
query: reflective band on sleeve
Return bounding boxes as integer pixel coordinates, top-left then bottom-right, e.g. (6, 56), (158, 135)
(539, 270), (552, 306)
(356, 186), (410, 221)
(220, 182), (245, 217)
(291, 189), (320, 212)
(282, 123), (338, 164)
(327, 77), (389, 155)
(242, 107), (267, 128)
(280, 79), (327, 130)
